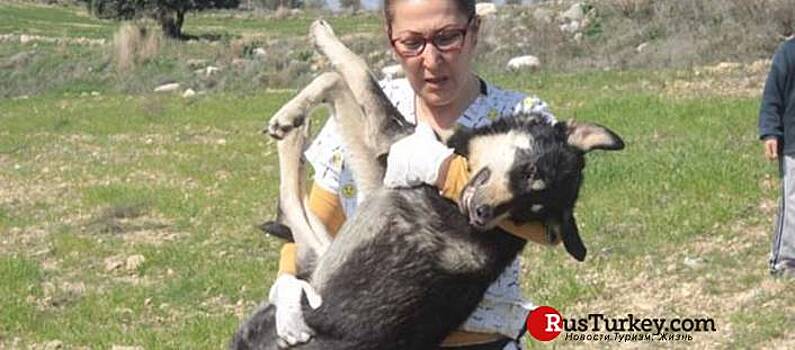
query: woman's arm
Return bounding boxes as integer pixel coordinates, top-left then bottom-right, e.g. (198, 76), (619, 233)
(277, 182), (347, 275)
(438, 155), (556, 245)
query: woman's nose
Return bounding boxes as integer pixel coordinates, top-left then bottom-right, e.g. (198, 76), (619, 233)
(420, 43), (444, 69)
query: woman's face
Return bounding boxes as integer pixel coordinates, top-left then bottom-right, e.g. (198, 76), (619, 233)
(388, 0), (478, 109)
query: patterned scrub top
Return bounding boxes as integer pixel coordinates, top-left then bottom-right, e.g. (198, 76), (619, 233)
(304, 77), (556, 338)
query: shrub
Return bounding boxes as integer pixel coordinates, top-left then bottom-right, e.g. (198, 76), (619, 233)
(474, 0), (795, 72)
(86, 0), (241, 39)
(112, 22), (162, 72)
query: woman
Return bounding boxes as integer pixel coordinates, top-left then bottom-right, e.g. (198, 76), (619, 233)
(269, 1), (557, 348)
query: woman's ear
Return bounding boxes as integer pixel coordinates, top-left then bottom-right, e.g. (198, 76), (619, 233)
(385, 25), (400, 61)
(473, 15), (482, 32)
(470, 15), (481, 48)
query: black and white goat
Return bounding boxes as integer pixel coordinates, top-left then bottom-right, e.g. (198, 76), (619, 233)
(231, 20), (624, 350)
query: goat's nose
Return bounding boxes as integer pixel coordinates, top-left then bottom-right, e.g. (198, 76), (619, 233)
(474, 205), (493, 220)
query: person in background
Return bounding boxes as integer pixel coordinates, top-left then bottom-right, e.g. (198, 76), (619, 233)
(759, 37), (795, 278)
(268, 0), (560, 348)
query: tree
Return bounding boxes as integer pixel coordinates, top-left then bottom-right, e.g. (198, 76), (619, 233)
(248, 0), (303, 10)
(339, 0), (360, 12)
(86, 0), (241, 39)
(303, 0), (325, 9)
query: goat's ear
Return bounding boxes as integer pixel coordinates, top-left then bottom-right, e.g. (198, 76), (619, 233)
(560, 120), (625, 153)
(446, 126), (474, 157)
(547, 211), (586, 261)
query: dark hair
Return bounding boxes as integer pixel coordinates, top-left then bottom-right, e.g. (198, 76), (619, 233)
(383, 0), (476, 27)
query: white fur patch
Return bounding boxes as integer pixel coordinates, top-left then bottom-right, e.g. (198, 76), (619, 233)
(467, 131), (534, 206)
(531, 204), (543, 212)
(468, 131), (532, 175)
(531, 180), (546, 190)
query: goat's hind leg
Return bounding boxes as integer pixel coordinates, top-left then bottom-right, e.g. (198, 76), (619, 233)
(238, 73), (345, 348)
(265, 72), (347, 273)
(267, 72), (342, 141)
(309, 20), (412, 159)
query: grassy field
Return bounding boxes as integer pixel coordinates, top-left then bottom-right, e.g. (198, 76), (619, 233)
(1, 3), (794, 349)
(0, 3), (381, 39)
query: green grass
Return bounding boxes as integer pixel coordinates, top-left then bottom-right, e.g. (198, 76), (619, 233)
(0, 257), (42, 336)
(185, 11), (381, 38)
(0, 3), (113, 39)
(2, 70), (788, 348)
(0, 3), (383, 98)
(0, 89), (287, 347)
(0, 3), (380, 39)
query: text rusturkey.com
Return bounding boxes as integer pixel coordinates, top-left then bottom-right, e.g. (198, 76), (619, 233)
(545, 313), (716, 341)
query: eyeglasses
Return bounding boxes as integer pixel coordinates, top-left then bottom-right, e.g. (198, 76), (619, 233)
(389, 17), (473, 57)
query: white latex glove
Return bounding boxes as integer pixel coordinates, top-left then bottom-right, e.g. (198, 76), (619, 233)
(384, 121), (454, 188)
(268, 274), (323, 346)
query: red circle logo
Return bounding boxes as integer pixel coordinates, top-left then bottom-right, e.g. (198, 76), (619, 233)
(526, 306), (563, 341)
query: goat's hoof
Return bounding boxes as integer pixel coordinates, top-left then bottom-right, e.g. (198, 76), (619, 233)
(265, 122), (288, 140)
(267, 112), (305, 140)
(310, 19), (336, 50)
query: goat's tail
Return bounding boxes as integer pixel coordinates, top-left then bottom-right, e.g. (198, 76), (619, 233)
(259, 208), (294, 242)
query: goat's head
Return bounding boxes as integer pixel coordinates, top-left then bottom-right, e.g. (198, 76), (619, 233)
(449, 113), (624, 261)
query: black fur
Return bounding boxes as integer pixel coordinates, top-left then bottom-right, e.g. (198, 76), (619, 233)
(233, 187), (525, 350)
(260, 221), (294, 242)
(450, 112), (589, 260)
(231, 303), (280, 350)
(233, 112), (622, 348)
(260, 204), (295, 242)
(306, 188), (524, 350)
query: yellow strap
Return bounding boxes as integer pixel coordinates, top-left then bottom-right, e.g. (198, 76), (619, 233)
(277, 183), (347, 275)
(308, 183), (346, 238)
(497, 219), (555, 246)
(440, 155), (471, 202)
(441, 330), (505, 347)
(277, 243), (298, 276)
